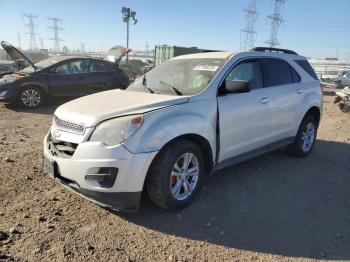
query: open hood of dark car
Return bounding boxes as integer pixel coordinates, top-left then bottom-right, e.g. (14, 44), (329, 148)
(103, 45), (130, 64)
(1, 41), (37, 70)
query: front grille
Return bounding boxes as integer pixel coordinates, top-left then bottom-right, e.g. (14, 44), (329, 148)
(54, 117), (85, 135)
(48, 134), (78, 158)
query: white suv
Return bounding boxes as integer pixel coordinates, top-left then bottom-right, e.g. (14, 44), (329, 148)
(43, 47), (323, 212)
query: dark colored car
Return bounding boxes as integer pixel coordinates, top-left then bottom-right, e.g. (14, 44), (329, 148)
(0, 41), (130, 108)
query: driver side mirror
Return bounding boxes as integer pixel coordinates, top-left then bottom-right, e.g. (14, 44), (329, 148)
(221, 79), (250, 95)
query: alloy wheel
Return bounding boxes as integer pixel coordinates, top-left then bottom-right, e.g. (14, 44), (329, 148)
(170, 152), (199, 201)
(301, 122), (315, 153)
(21, 89), (41, 107)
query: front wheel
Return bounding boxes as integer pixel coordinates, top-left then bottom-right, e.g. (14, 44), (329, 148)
(288, 115), (317, 157)
(146, 139), (204, 211)
(17, 86), (44, 108)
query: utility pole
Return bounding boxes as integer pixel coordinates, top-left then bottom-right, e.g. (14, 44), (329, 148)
(23, 13), (38, 50)
(145, 41), (149, 56)
(17, 32), (21, 49)
(81, 43), (85, 53)
(240, 0), (258, 51)
(121, 7), (138, 63)
(266, 0), (286, 48)
(40, 37), (44, 49)
(48, 17), (64, 53)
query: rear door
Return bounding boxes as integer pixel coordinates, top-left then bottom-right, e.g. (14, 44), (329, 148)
(47, 59), (90, 97)
(85, 59), (113, 93)
(218, 59), (274, 161)
(260, 58), (302, 140)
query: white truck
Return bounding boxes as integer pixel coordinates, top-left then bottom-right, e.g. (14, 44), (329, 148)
(43, 47), (323, 212)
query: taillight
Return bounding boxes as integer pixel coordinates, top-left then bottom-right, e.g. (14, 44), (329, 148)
(120, 72), (129, 79)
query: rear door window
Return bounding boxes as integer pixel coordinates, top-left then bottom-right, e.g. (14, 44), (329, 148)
(294, 60), (318, 80)
(88, 60), (109, 72)
(261, 58), (295, 87)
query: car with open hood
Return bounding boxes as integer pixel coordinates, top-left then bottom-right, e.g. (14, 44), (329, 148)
(43, 47), (323, 212)
(0, 41), (130, 108)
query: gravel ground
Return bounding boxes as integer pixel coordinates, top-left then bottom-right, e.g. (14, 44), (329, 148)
(0, 91), (349, 262)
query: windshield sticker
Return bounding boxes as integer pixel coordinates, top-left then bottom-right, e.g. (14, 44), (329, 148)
(193, 65), (219, 71)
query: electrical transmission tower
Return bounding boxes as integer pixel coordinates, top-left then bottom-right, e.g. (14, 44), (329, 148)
(266, 0), (286, 48)
(23, 14), (38, 50)
(240, 0), (258, 51)
(48, 17), (64, 53)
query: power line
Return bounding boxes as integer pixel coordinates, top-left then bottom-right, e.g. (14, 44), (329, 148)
(48, 17), (64, 53)
(266, 0), (286, 48)
(23, 13), (38, 50)
(240, 0), (258, 51)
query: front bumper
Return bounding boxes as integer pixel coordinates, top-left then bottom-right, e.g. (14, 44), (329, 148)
(0, 84), (16, 102)
(43, 133), (158, 212)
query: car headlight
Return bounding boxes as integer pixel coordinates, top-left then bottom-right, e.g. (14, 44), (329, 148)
(89, 115), (143, 146)
(0, 75), (24, 85)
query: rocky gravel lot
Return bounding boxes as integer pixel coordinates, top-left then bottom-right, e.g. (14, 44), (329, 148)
(0, 91), (350, 261)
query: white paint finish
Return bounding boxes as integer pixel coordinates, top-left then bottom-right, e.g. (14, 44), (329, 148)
(44, 133), (157, 192)
(54, 89), (189, 127)
(45, 49), (323, 199)
(218, 88), (273, 161)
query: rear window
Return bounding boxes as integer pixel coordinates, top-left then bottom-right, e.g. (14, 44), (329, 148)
(295, 60), (318, 80)
(261, 58), (298, 87)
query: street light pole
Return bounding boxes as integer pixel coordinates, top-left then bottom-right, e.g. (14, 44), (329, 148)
(121, 7), (137, 64)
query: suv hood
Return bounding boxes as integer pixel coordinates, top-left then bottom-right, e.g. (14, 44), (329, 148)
(1, 41), (37, 70)
(54, 90), (189, 127)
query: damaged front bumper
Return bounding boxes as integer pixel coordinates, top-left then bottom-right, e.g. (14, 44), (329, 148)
(43, 132), (157, 212)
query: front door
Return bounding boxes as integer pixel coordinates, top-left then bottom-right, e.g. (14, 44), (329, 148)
(218, 59), (273, 162)
(47, 59), (90, 97)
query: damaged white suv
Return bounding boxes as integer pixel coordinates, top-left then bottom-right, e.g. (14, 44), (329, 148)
(43, 47), (323, 212)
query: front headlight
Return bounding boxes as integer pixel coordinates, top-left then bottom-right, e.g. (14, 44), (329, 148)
(0, 75), (24, 85)
(89, 115), (143, 146)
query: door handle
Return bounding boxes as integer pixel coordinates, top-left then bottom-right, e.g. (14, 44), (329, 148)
(260, 97), (270, 104)
(296, 89), (304, 94)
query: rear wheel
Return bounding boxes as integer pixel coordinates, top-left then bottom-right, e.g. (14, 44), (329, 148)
(17, 86), (44, 108)
(288, 115), (317, 157)
(146, 139), (204, 211)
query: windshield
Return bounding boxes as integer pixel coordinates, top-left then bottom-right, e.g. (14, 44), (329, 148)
(127, 58), (225, 96)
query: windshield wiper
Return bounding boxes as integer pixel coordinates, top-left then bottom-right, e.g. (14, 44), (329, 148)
(159, 81), (183, 96)
(142, 75), (155, 94)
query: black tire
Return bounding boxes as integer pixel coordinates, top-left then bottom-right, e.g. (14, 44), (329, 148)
(146, 139), (205, 211)
(17, 86), (44, 109)
(288, 115), (318, 157)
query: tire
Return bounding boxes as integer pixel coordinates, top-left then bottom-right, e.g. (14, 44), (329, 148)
(17, 86), (44, 108)
(288, 115), (317, 157)
(146, 139), (205, 211)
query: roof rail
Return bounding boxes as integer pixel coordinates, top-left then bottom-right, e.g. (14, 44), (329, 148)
(250, 47), (298, 55)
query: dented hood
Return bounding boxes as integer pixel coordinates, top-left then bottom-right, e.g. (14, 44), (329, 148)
(54, 90), (189, 127)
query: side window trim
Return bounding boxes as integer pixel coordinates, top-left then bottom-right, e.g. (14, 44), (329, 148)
(217, 57), (265, 96)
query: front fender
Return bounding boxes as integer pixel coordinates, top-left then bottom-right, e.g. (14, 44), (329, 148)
(20, 81), (48, 95)
(123, 99), (217, 157)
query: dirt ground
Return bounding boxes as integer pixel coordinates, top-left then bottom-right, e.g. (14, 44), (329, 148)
(0, 90), (349, 262)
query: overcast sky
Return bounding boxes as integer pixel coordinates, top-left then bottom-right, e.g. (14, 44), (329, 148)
(0, 0), (349, 59)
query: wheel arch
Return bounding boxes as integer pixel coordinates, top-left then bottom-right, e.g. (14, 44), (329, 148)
(302, 106), (321, 127)
(17, 83), (48, 97)
(149, 133), (215, 176)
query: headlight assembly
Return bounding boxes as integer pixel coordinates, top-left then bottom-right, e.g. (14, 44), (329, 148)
(89, 115), (143, 146)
